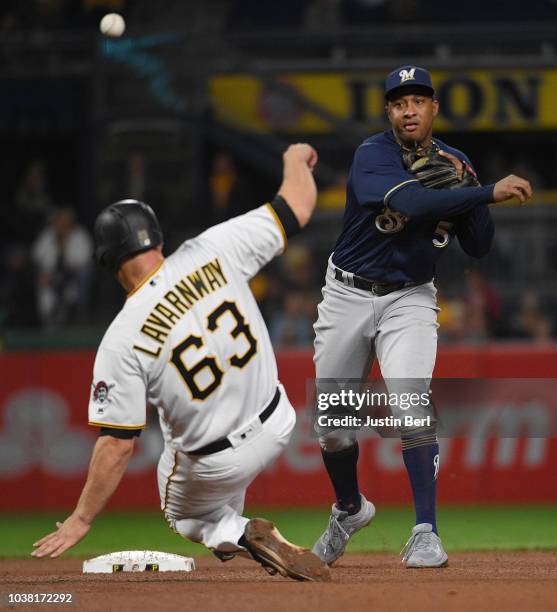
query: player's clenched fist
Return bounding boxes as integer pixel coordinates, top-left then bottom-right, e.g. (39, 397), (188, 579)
(493, 174), (533, 205)
(283, 143), (318, 170)
(279, 143), (319, 228)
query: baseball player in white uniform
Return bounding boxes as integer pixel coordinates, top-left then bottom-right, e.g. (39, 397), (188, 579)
(32, 144), (330, 582)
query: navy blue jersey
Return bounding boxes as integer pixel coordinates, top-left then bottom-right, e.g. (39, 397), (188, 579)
(332, 130), (495, 283)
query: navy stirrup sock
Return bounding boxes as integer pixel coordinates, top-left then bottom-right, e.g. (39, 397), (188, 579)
(321, 443), (361, 515)
(401, 431), (439, 534)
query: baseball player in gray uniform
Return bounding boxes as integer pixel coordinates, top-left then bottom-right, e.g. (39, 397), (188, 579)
(32, 144), (331, 582)
(311, 66), (532, 568)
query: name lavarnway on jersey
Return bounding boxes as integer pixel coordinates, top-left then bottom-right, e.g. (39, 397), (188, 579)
(134, 257), (228, 357)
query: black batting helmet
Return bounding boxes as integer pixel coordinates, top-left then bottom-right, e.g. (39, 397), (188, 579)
(94, 199), (163, 272)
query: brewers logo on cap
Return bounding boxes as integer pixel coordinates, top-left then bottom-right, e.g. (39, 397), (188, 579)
(384, 65), (435, 100)
(398, 68), (416, 83)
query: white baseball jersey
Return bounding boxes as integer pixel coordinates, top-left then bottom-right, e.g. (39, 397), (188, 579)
(88, 205), (287, 452)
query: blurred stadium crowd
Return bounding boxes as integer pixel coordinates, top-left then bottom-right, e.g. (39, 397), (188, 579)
(0, 0), (556, 347)
(0, 151), (553, 346)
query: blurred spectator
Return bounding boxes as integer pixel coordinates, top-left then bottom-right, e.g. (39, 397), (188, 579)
(462, 269), (502, 340)
(511, 291), (552, 341)
(0, 244), (39, 329)
(14, 159), (53, 243)
(209, 152), (238, 219)
(270, 244), (318, 347)
(317, 173), (347, 210)
(249, 264), (284, 325)
(270, 290), (317, 347)
(252, 244), (317, 332)
(436, 290), (467, 343)
(281, 243), (315, 289)
(207, 151), (259, 222)
(31, 207), (93, 328)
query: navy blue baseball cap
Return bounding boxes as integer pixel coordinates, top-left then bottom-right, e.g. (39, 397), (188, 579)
(384, 65), (435, 101)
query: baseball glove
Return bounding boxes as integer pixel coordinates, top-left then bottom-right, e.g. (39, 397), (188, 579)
(403, 144), (480, 190)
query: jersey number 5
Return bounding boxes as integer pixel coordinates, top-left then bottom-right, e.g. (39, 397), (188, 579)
(170, 300), (257, 401)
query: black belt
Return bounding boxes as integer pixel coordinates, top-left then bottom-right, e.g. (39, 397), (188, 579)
(334, 268), (413, 296)
(188, 387), (281, 456)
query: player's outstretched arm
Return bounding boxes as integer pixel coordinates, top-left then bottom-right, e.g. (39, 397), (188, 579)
(277, 143), (318, 228)
(390, 172), (532, 218)
(31, 436), (135, 558)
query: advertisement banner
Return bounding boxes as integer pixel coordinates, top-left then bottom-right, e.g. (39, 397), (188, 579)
(210, 69), (557, 133)
(1, 347), (557, 510)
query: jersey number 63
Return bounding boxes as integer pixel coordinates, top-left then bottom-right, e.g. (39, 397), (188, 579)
(170, 300), (258, 401)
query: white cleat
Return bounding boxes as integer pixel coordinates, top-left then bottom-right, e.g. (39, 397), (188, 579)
(312, 494), (376, 566)
(401, 523), (448, 568)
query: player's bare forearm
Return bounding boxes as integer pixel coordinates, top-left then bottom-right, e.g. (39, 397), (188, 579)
(277, 143), (318, 228)
(74, 436), (135, 524)
(31, 436), (134, 558)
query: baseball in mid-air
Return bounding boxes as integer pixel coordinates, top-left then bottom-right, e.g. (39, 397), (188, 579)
(99, 13), (126, 38)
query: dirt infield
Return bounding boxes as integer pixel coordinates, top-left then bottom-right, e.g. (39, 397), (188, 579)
(1, 552), (556, 611)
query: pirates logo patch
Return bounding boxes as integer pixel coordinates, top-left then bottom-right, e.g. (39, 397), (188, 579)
(92, 380), (115, 405)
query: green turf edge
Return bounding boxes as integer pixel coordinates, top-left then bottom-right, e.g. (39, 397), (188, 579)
(2, 505), (556, 559)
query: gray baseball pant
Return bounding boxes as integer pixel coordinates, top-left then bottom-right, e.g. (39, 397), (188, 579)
(314, 257), (439, 452)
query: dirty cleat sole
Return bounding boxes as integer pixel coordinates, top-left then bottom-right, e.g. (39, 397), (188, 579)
(245, 518), (331, 582)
